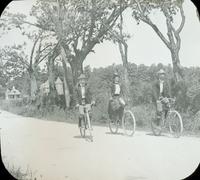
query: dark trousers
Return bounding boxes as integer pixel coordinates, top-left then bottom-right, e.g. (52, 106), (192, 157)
(156, 100), (169, 125)
(78, 113), (92, 127)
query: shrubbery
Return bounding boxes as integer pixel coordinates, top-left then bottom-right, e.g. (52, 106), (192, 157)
(1, 63), (200, 135)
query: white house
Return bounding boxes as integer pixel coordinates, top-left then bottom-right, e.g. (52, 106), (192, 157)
(5, 86), (21, 100)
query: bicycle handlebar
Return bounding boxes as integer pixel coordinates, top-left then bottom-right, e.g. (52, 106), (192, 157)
(159, 97), (176, 106)
(159, 97), (176, 101)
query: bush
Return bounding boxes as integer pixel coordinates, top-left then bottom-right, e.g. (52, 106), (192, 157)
(91, 92), (110, 124)
(0, 100), (10, 111)
(0, 99), (25, 114)
(132, 104), (155, 128)
(181, 110), (200, 134)
(45, 105), (78, 123)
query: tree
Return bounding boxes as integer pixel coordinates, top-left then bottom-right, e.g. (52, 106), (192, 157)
(27, 0), (128, 105)
(46, 43), (60, 105)
(26, 32), (57, 100)
(104, 0), (131, 100)
(1, 31), (56, 100)
(131, 0), (185, 82)
(0, 44), (28, 86)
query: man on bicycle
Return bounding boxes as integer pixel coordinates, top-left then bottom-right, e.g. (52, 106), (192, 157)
(152, 69), (171, 126)
(108, 72), (126, 122)
(75, 73), (95, 128)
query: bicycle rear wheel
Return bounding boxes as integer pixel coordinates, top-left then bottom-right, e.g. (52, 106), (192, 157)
(168, 110), (183, 138)
(122, 110), (136, 136)
(79, 118), (86, 138)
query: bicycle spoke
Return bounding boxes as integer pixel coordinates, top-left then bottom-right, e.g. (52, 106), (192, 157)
(109, 114), (119, 134)
(168, 111), (183, 138)
(123, 110), (135, 136)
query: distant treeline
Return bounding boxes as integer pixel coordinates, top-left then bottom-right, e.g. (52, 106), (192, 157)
(3, 62), (200, 116)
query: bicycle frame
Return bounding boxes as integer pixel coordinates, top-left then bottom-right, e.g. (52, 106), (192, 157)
(81, 103), (93, 141)
(83, 104), (92, 130)
(152, 97), (183, 137)
(108, 100), (136, 136)
(159, 98), (174, 124)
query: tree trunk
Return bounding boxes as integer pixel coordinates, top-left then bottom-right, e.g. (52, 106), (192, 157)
(59, 45), (71, 108)
(170, 48), (183, 82)
(69, 56), (84, 106)
(137, 2), (185, 83)
(29, 71), (37, 101)
(118, 42), (130, 101)
(47, 56), (57, 105)
(117, 3), (130, 101)
(70, 56), (84, 85)
(62, 60), (71, 109)
(123, 66), (130, 100)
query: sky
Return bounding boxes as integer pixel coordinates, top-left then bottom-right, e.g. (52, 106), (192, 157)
(0, 0), (200, 69)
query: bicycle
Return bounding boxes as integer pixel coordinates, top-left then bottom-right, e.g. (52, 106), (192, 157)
(151, 97), (183, 138)
(108, 99), (136, 136)
(78, 102), (94, 142)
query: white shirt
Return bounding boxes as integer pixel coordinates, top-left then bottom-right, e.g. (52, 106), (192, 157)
(159, 80), (164, 94)
(80, 86), (85, 98)
(114, 84), (121, 95)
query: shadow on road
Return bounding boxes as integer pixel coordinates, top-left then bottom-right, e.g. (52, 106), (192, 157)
(73, 135), (93, 142)
(105, 132), (124, 136)
(146, 132), (172, 138)
(73, 135), (83, 139)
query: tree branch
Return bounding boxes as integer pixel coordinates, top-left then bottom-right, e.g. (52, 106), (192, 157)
(135, 0), (144, 14)
(136, 0), (171, 49)
(82, 28), (87, 50)
(141, 16), (171, 49)
(30, 35), (41, 68)
(21, 20), (55, 32)
(87, 0), (96, 42)
(72, 36), (79, 55)
(176, 5), (185, 34)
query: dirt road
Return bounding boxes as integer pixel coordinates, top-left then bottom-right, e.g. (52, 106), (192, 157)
(0, 110), (199, 180)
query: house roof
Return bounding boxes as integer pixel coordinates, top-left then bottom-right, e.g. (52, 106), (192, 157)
(6, 86), (21, 95)
(55, 77), (63, 84)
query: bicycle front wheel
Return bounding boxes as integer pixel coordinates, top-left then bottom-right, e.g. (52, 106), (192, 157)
(86, 113), (93, 142)
(122, 110), (136, 136)
(168, 110), (183, 138)
(108, 115), (119, 134)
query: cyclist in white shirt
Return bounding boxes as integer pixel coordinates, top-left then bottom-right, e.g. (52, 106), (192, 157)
(108, 72), (126, 121)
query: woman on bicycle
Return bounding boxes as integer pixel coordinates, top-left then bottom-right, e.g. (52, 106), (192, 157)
(152, 69), (171, 126)
(108, 72), (126, 122)
(75, 73), (95, 128)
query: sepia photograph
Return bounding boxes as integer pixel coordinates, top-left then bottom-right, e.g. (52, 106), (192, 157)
(0, 0), (200, 179)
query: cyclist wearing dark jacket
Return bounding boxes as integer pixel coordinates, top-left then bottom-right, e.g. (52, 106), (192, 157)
(75, 73), (94, 127)
(152, 69), (171, 125)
